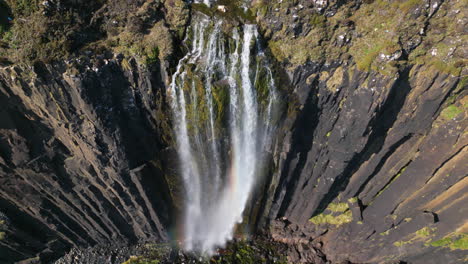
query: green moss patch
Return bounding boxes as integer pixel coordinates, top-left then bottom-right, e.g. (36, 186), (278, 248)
(268, 26), (327, 65)
(309, 201), (355, 226)
(429, 233), (468, 250)
(416, 227), (435, 238)
(450, 235), (468, 250)
(124, 240), (288, 263)
(430, 237), (452, 247)
(327, 202), (349, 213)
(262, 0), (466, 75)
(310, 210), (353, 226)
(380, 230), (390, 236)
(113, 21), (173, 64)
(440, 105), (463, 121)
(394, 240), (413, 247)
(394, 226), (437, 247)
(122, 256), (160, 264)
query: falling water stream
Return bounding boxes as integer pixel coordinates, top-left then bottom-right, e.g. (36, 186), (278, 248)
(168, 2), (278, 254)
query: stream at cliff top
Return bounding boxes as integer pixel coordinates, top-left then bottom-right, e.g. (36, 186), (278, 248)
(168, 5), (279, 254)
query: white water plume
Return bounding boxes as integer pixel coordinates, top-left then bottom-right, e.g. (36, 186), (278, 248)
(193, 0), (212, 7)
(168, 14), (278, 254)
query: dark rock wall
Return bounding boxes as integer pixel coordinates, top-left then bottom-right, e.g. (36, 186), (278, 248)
(0, 59), (175, 263)
(264, 63), (466, 264)
(254, 0), (467, 262)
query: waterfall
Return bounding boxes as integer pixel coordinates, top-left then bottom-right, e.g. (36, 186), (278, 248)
(193, 0), (212, 7)
(168, 12), (278, 254)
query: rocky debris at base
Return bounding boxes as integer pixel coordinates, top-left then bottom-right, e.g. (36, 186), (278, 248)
(53, 237), (301, 264)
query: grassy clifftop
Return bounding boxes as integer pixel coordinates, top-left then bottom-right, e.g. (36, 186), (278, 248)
(0, 0), (188, 64)
(257, 0), (466, 76)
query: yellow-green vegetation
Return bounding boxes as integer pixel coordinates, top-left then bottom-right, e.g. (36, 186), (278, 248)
(394, 240), (413, 247)
(310, 210), (353, 226)
(0, 6), (73, 61)
(440, 105), (463, 121)
(113, 21), (173, 64)
(441, 78), (468, 111)
(122, 256), (159, 264)
(121, 58), (133, 71)
(121, 241), (288, 264)
(228, 240), (288, 264)
(323, 67), (345, 93)
(354, 41), (399, 72)
(309, 13), (326, 27)
(430, 237), (452, 247)
(416, 227), (434, 238)
(4, 0), (39, 16)
(265, 0), (331, 66)
(310, 202), (353, 226)
(380, 230), (390, 236)
(347, 0), (426, 74)
(266, 0), (465, 76)
(0, 0), (181, 63)
(122, 243), (172, 264)
(407, 0), (467, 76)
(398, 0), (424, 12)
(177, 67), (210, 135)
(348, 197), (358, 203)
(450, 235), (468, 250)
(234, 243), (256, 263)
(268, 26), (327, 65)
(253, 63), (275, 111)
(327, 202), (349, 213)
(0, 0), (80, 61)
(212, 80), (230, 129)
(0, 220), (5, 240)
(394, 226), (437, 247)
(163, 0), (189, 39)
(430, 233), (468, 250)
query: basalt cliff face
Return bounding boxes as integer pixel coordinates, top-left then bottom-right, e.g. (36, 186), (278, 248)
(0, 0), (466, 264)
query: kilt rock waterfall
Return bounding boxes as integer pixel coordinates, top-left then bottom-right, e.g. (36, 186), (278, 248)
(168, 15), (278, 253)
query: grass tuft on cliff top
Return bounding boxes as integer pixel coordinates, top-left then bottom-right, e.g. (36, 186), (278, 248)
(265, 0), (465, 76)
